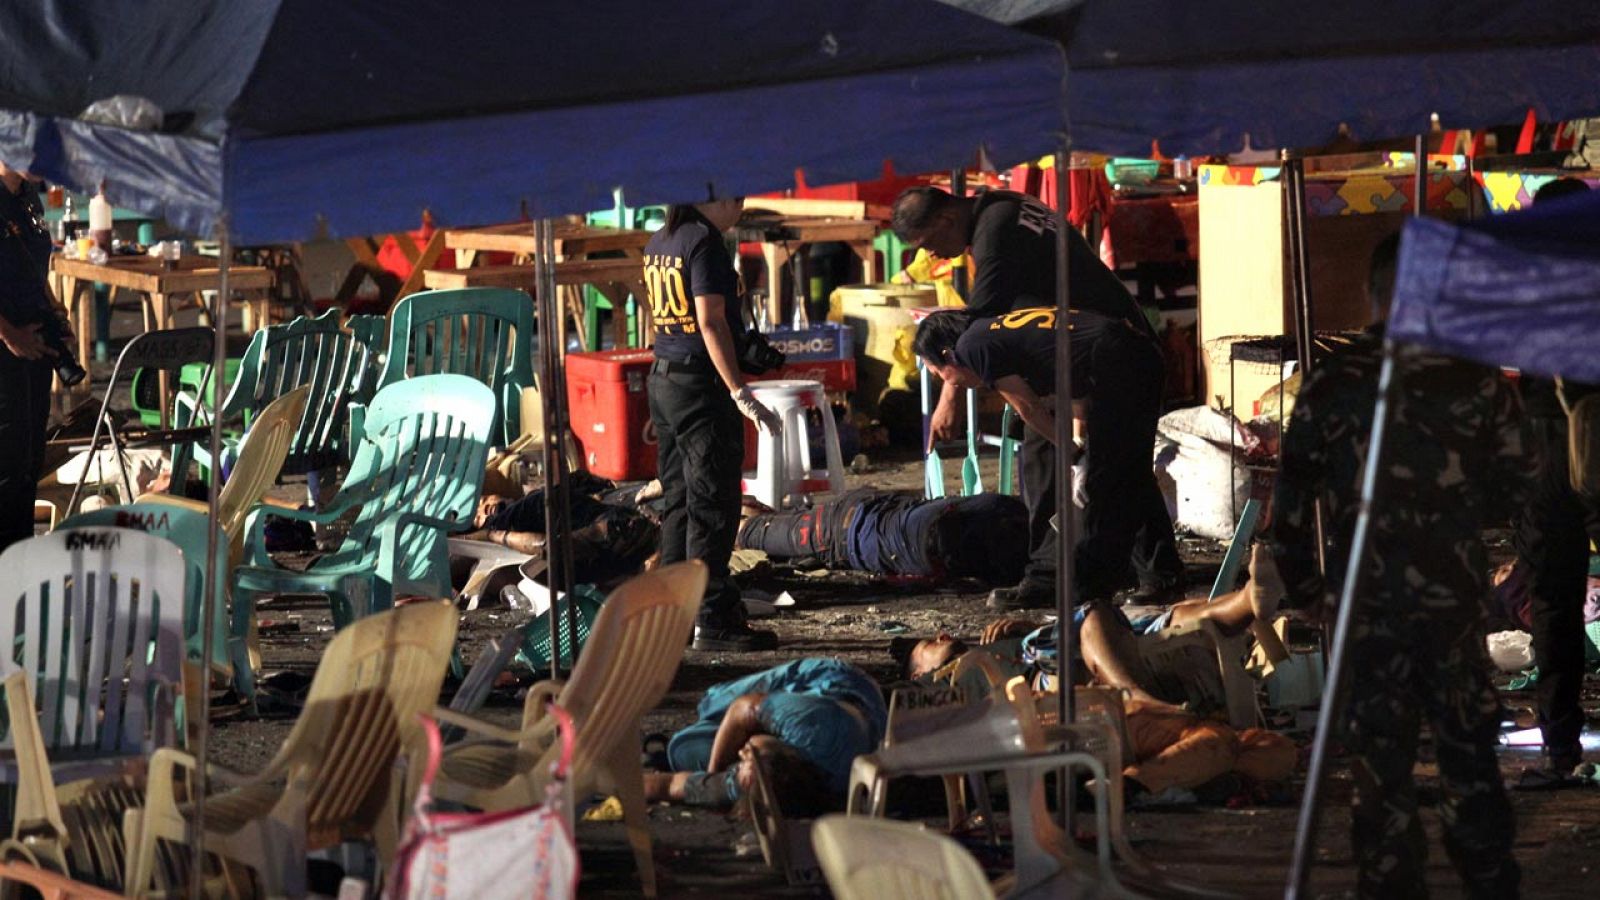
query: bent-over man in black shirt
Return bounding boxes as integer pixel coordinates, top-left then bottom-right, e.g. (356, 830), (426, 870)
(914, 306), (1180, 608)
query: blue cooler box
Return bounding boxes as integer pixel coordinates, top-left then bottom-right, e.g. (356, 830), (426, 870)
(765, 322), (853, 363)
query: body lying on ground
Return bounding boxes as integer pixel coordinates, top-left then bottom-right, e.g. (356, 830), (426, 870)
(643, 659), (889, 817)
(737, 487), (1030, 583)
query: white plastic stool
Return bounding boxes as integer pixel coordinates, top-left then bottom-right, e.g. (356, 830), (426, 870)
(741, 379), (846, 510)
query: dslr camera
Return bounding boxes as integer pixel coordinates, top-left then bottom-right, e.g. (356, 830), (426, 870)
(42, 313), (87, 387)
(738, 330), (786, 375)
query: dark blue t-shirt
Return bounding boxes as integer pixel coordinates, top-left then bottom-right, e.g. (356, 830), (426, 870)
(0, 182), (55, 327)
(645, 209), (745, 362)
(953, 306), (1135, 399)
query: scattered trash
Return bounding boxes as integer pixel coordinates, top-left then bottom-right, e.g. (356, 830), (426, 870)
(849, 453), (872, 474)
(773, 591), (796, 607)
(1488, 630), (1534, 672)
(878, 620), (909, 634)
(583, 796), (625, 822)
(732, 831), (763, 858)
(744, 596), (778, 618)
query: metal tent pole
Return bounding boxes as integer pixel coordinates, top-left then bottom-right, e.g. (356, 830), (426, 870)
(533, 219), (565, 680)
(189, 220), (230, 898)
(534, 218), (579, 675)
(1052, 143), (1076, 825)
(545, 219), (580, 664)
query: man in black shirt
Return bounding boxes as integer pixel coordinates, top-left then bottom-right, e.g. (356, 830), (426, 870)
(913, 306), (1179, 608)
(890, 186), (1154, 441)
(0, 161), (61, 554)
(646, 198), (780, 651)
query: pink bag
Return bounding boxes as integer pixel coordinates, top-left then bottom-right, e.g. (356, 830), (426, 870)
(386, 705), (579, 899)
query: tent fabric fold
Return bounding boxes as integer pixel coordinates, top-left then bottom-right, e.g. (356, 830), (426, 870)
(1391, 190), (1600, 384)
(0, 0), (1065, 244)
(942, 0), (1600, 156)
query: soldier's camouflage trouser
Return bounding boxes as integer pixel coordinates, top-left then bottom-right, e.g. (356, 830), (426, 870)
(1344, 609), (1520, 899)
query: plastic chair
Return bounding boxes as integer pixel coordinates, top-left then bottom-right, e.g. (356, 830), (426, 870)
(430, 561), (708, 899)
(812, 815), (994, 900)
(378, 288), (536, 445)
(143, 386), (308, 563)
(741, 380), (846, 510)
(0, 529), (185, 882)
(67, 328), (215, 515)
(176, 310), (378, 480)
(121, 601), (459, 898)
(1138, 619), (1260, 731)
(846, 677), (1124, 897)
(56, 503), (240, 696)
(233, 375), (495, 630)
(0, 859), (123, 899)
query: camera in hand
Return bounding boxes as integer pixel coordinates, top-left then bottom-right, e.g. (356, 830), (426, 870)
(738, 330), (786, 375)
(41, 315), (86, 386)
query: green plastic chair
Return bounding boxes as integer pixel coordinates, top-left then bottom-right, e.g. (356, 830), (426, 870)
(583, 202), (666, 349)
(58, 502), (246, 696)
(378, 288), (535, 444)
(178, 309), (382, 479)
(233, 374), (496, 629)
(873, 230), (911, 280)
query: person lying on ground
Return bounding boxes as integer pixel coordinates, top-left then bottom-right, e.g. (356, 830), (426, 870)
(736, 487), (1030, 584)
(456, 485), (659, 584)
(897, 545), (1285, 706)
(1034, 686), (1298, 803)
(643, 658), (888, 817)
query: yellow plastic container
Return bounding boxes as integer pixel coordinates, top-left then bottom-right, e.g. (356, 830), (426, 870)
(827, 283), (937, 409)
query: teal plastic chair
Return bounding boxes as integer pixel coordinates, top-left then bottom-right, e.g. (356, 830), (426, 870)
(584, 202), (666, 349)
(378, 288), (535, 445)
(58, 503), (247, 696)
(178, 309), (381, 479)
(233, 374), (496, 629)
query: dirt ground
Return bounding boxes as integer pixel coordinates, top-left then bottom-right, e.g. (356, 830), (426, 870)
(201, 452), (1600, 900)
(54, 304), (1600, 897)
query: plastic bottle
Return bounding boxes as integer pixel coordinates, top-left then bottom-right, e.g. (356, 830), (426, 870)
(89, 188), (113, 251)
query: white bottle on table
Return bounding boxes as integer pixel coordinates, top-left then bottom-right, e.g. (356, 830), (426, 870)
(88, 188), (113, 251)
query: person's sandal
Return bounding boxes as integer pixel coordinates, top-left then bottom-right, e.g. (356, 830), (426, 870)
(641, 732), (670, 771)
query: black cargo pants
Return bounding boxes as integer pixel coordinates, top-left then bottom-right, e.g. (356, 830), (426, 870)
(648, 363), (745, 626)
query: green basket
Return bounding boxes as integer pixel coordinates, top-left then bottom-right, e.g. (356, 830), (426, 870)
(516, 586), (606, 672)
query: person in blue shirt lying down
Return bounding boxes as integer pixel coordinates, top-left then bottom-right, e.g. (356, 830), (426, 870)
(642, 658), (887, 816)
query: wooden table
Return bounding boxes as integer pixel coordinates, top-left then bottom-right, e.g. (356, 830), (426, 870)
(422, 258), (651, 348)
(430, 223), (655, 350)
(49, 255), (274, 404)
(734, 214), (880, 325)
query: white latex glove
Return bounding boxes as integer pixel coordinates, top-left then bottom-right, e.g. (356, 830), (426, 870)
(732, 386), (782, 434)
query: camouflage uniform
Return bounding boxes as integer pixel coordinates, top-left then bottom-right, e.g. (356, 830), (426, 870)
(1269, 328), (1529, 899)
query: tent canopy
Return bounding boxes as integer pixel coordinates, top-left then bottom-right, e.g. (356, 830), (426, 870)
(0, 0), (1065, 244)
(1391, 186), (1600, 383)
(942, 0), (1600, 156)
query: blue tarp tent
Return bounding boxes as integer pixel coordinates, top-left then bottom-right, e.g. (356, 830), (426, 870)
(0, 0), (1065, 244)
(1392, 187), (1600, 382)
(943, 0), (1600, 155)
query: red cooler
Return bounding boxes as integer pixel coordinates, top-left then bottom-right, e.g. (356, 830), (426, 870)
(565, 349), (658, 481)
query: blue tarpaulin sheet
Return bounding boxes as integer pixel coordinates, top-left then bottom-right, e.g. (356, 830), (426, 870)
(0, 0), (1066, 244)
(943, 0), (1600, 156)
(1391, 188), (1600, 383)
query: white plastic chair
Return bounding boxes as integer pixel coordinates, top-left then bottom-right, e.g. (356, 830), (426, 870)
(1138, 618), (1260, 730)
(812, 815), (995, 900)
(847, 676), (1125, 897)
(741, 379), (846, 509)
(429, 561), (708, 899)
(0, 528), (186, 882)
